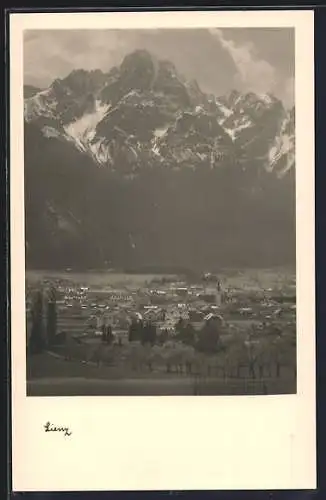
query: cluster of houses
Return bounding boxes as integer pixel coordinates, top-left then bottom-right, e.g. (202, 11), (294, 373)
(26, 276), (295, 346)
(26, 279), (225, 344)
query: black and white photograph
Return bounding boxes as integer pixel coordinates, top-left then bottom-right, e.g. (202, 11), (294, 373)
(24, 27), (298, 397)
(10, 10), (316, 492)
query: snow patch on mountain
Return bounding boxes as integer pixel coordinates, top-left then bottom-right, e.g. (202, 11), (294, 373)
(64, 100), (110, 145)
(87, 134), (140, 166)
(224, 128), (236, 141)
(268, 133), (295, 177)
(267, 111), (295, 177)
(256, 93), (274, 106)
(24, 53), (294, 178)
(215, 99), (233, 119)
(224, 116), (253, 141)
(89, 138), (112, 165)
(42, 126), (61, 139)
(25, 88), (58, 121)
(151, 142), (161, 157)
(153, 125), (170, 138)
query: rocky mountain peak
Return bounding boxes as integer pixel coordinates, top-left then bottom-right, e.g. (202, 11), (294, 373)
(24, 51), (296, 270)
(24, 84), (42, 98)
(219, 89), (242, 109)
(119, 49), (157, 92)
(24, 50), (294, 178)
(62, 68), (107, 95)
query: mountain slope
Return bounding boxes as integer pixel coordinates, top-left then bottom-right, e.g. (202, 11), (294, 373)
(267, 107), (295, 178)
(24, 84), (42, 98)
(24, 50), (296, 271)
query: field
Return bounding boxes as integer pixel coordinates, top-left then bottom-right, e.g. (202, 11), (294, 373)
(26, 267), (295, 290)
(27, 352), (296, 396)
(26, 269), (177, 288)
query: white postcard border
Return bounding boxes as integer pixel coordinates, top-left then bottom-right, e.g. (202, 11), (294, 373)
(10, 10), (315, 491)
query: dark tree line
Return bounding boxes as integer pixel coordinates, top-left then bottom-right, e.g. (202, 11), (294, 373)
(28, 290), (45, 355)
(175, 318), (196, 346)
(128, 315), (222, 353)
(46, 287), (57, 346)
(196, 320), (222, 353)
(175, 316), (222, 353)
(101, 324), (114, 344)
(28, 287), (58, 355)
(128, 319), (157, 345)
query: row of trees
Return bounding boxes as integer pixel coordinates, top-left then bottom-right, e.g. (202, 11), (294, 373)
(174, 317), (222, 353)
(128, 319), (157, 344)
(28, 288), (58, 355)
(126, 317), (296, 378)
(64, 331), (296, 381)
(128, 316), (222, 353)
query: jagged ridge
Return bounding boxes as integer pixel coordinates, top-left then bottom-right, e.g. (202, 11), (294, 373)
(24, 50), (296, 271)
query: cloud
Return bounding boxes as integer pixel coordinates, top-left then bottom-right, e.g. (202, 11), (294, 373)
(23, 30), (138, 87)
(209, 28), (278, 96)
(23, 29), (236, 92)
(282, 77), (295, 108)
(24, 29), (294, 107)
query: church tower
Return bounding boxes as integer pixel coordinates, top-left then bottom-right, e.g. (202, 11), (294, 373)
(216, 280), (222, 307)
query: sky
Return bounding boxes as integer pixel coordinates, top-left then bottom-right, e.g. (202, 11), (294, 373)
(24, 28), (295, 108)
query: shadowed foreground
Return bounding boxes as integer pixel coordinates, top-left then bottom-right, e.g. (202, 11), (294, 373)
(27, 352), (296, 396)
(27, 377), (295, 396)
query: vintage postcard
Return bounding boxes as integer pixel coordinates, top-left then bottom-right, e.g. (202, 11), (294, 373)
(10, 10), (315, 491)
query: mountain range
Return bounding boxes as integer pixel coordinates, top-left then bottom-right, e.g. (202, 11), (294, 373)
(24, 49), (296, 272)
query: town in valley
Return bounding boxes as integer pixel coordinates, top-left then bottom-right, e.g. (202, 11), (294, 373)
(26, 268), (296, 396)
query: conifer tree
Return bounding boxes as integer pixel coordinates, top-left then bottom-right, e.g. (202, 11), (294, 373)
(46, 287), (57, 346)
(29, 290), (45, 354)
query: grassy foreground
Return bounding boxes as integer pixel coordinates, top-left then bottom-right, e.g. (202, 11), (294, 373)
(26, 352), (296, 396)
